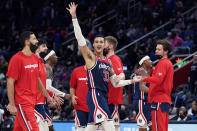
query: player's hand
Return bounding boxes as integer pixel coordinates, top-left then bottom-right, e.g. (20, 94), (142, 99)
(66, 2), (78, 18)
(71, 95), (78, 105)
(132, 76), (146, 83)
(6, 104), (17, 115)
(47, 97), (56, 107)
(54, 94), (64, 105)
(113, 75), (121, 83)
(64, 94), (71, 100)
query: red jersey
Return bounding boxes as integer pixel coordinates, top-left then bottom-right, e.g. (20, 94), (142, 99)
(6, 52), (39, 106)
(143, 58), (174, 104)
(36, 58), (53, 104)
(70, 66), (89, 112)
(108, 54), (124, 105)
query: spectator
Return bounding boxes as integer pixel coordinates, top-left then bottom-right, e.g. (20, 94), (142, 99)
(189, 55), (197, 95)
(169, 30), (184, 48)
(183, 36), (194, 50)
(187, 98), (197, 120)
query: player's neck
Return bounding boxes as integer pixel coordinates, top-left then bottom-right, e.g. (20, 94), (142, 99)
(22, 46), (32, 56)
(47, 61), (54, 68)
(106, 50), (114, 58)
(95, 52), (104, 58)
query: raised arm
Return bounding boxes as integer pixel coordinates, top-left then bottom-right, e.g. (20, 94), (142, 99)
(66, 2), (95, 69)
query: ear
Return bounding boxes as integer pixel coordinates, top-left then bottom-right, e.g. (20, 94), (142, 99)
(25, 39), (29, 45)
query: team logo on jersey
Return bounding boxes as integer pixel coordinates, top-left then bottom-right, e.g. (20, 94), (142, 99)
(99, 63), (110, 70)
(97, 114), (102, 119)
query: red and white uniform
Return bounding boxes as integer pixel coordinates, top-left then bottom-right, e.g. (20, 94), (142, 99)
(6, 52), (40, 131)
(108, 54), (124, 126)
(70, 66), (89, 112)
(143, 58), (174, 131)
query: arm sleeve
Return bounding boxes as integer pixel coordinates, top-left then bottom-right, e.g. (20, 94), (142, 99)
(143, 62), (167, 85)
(110, 74), (131, 87)
(72, 18), (86, 46)
(46, 79), (65, 97)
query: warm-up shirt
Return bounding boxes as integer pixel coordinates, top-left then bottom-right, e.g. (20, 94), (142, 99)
(70, 66), (89, 112)
(6, 52), (39, 106)
(108, 54), (124, 105)
(143, 58), (174, 104)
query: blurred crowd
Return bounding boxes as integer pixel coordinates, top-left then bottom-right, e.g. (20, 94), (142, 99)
(0, 0), (197, 128)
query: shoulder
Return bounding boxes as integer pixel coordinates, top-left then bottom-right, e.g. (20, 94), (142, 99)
(10, 52), (22, 62)
(138, 68), (148, 76)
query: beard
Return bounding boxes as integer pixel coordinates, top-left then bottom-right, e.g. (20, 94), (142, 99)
(39, 52), (47, 59)
(30, 42), (38, 53)
(155, 55), (162, 60)
(103, 48), (109, 56)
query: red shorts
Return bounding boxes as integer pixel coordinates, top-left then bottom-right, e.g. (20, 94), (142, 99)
(13, 104), (39, 131)
(151, 103), (169, 131)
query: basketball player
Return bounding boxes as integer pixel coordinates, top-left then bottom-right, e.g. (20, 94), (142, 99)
(70, 65), (89, 131)
(104, 36), (125, 131)
(67, 2), (141, 131)
(133, 56), (152, 131)
(140, 40), (174, 131)
(34, 39), (64, 131)
(44, 49), (71, 131)
(6, 31), (55, 131)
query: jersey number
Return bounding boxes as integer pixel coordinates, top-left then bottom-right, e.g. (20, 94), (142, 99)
(103, 70), (109, 82)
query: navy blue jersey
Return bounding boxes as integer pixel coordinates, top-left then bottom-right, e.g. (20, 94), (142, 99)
(87, 56), (111, 93)
(133, 68), (149, 101)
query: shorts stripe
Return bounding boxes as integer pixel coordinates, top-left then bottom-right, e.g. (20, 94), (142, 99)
(46, 113), (52, 123)
(75, 111), (80, 127)
(34, 110), (44, 120)
(18, 104), (31, 131)
(88, 71), (109, 122)
(136, 100), (147, 124)
(155, 110), (158, 131)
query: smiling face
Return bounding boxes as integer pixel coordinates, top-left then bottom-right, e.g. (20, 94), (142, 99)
(38, 44), (48, 53)
(93, 37), (105, 55)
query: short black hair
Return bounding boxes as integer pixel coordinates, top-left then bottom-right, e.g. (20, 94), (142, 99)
(20, 31), (34, 46)
(37, 38), (47, 47)
(93, 35), (105, 43)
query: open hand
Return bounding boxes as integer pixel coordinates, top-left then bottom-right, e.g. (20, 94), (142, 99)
(66, 2), (78, 18)
(54, 94), (64, 105)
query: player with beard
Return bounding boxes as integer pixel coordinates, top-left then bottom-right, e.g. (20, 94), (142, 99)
(67, 2), (141, 131)
(104, 36), (125, 131)
(34, 39), (64, 131)
(6, 31), (55, 131)
(133, 56), (153, 131)
(139, 40), (174, 131)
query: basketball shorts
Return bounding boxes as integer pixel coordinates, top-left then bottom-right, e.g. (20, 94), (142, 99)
(44, 103), (53, 126)
(108, 104), (120, 126)
(87, 89), (112, 124)
(75, 110), (89, 128)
